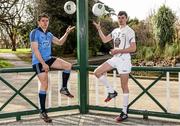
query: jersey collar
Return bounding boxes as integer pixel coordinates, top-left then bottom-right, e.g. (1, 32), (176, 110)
(37, 27), (49, 34)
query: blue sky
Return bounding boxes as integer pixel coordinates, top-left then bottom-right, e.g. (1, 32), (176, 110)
(100, 0), (180, 20)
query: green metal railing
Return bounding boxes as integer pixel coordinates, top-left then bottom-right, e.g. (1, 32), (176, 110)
(1, 66), (180, 121)
(88, 65), (180, 119)
(0, 66), (80, 121)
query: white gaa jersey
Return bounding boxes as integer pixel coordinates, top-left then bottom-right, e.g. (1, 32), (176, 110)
(110, 25), (135, 59)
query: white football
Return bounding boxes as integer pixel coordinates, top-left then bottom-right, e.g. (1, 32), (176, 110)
(64, 1), (76, 14)
(92, 3), (105, 16)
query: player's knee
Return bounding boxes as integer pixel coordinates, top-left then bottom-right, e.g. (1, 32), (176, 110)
(67, 63), (72, 70)
(40, 83), (48, 91)
(121, 85), (129, 93)
(45, 85), (48, 91)
(121, 84), (123, 89)
(69, 63), (72, 69)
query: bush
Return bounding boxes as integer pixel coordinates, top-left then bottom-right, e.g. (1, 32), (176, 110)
(164, 43), (180, 58)
(144, 47), (155, 60)
(135, 45), (155, 61)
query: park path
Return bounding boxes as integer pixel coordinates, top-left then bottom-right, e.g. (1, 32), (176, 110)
(0, 52), (111, 67)
(0, 53), (31, 67)
(1, 112), (180, 126)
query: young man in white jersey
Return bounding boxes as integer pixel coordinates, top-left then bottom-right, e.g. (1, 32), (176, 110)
(93, 11), (136, 122)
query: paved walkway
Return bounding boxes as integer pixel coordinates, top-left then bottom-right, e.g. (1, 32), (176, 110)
(1, 112), (180, 126)
(0, 53), (111, 67)
(0, 53), (31, 67)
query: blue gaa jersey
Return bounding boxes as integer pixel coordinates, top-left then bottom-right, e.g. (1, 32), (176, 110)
(30, 27), (53, 65)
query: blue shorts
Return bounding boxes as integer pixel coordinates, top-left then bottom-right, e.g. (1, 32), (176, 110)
(32, 57), (56, 74)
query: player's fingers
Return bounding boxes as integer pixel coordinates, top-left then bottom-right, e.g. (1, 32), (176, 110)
(70, 26), (75, 30)
(67, 26), (71, 31)
(93, 21), (97, 25)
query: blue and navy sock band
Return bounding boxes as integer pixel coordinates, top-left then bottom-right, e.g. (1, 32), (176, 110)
(63, 70), (71, 73)
(39, 90), (46, 94)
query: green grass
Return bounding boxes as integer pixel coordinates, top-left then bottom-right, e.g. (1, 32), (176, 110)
(0, 48), (32, 63)
(0, 58), (14, 68)
(0, 48), (31, 54)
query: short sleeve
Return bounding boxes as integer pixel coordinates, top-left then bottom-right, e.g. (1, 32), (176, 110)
(49, 32), (54, 42)
(30, 30), (38, 43)
(110, 29), (116, 39)
(128, 30), (135, 43)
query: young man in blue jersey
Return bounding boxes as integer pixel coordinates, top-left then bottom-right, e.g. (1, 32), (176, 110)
(30, 13), (75, 123)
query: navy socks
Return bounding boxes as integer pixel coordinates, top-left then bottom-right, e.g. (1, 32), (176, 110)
(62, 70), (71, 88)
(39, 90), (46, 113)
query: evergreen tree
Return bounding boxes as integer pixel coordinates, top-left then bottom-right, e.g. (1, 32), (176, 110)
(153, 5), (176, 48)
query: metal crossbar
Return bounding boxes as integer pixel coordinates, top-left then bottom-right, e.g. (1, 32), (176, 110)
(129, 73), (167, 112)
(0, 73), (38, 111)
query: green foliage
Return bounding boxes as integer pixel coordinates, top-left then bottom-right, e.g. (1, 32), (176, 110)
(135, 44), (155, 61)
(164, 42), (180, 58)
(135, 41), (180, 62)
(130, 19), (155, 46)
(0, 58), (14, 68)
(19, 22), (36, 48)
(153, 5), (176, 48)
(39, 0), (76, 56)
(35, 0), (116, 57)
(89, 17), (116, 56)
(144, 47), (155, 60)
(128, 18), (139, 26)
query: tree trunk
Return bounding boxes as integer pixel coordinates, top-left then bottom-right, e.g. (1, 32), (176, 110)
(10, 33), (17, 51)
(12, 42), (16, 51)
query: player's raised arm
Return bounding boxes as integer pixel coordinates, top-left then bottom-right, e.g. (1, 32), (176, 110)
(52, 26), (75, 45)
(93, 21), (112, 43)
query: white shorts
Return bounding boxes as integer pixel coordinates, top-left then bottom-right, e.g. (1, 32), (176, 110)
(106, 56), (132, 74)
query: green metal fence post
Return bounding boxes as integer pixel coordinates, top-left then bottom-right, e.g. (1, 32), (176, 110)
(77, 0), (89, 113)
(16, 115), (21, 121)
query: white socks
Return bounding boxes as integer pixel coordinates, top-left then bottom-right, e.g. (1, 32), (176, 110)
(98, 75), (114, 93)
(122, 93), (129, 114)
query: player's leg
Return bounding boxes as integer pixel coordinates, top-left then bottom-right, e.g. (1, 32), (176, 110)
(50, 58), (74, 98)
(94, 60), (117, 102)
(115, 74), (129, 122)
(37, 72), (48, 113)
(33, 63), (52, 123)
(37, 72), (52, 123)
(120, 74), (129, 113)
(115, 57), (131, 122)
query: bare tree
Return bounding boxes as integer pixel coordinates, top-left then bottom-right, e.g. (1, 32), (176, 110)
(0, 0), (25, 51)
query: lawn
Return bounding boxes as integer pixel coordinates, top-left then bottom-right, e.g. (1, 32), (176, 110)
(0, 58), (14, 68)
(0, 48), (31, 54)
(0, 48), (32, 63)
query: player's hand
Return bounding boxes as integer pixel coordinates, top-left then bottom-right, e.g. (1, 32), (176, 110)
(66, 26), (75, 34)
(110, 49), (120, 55)
(93, 21), (101, 30)
(42, 63), (49, 73)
